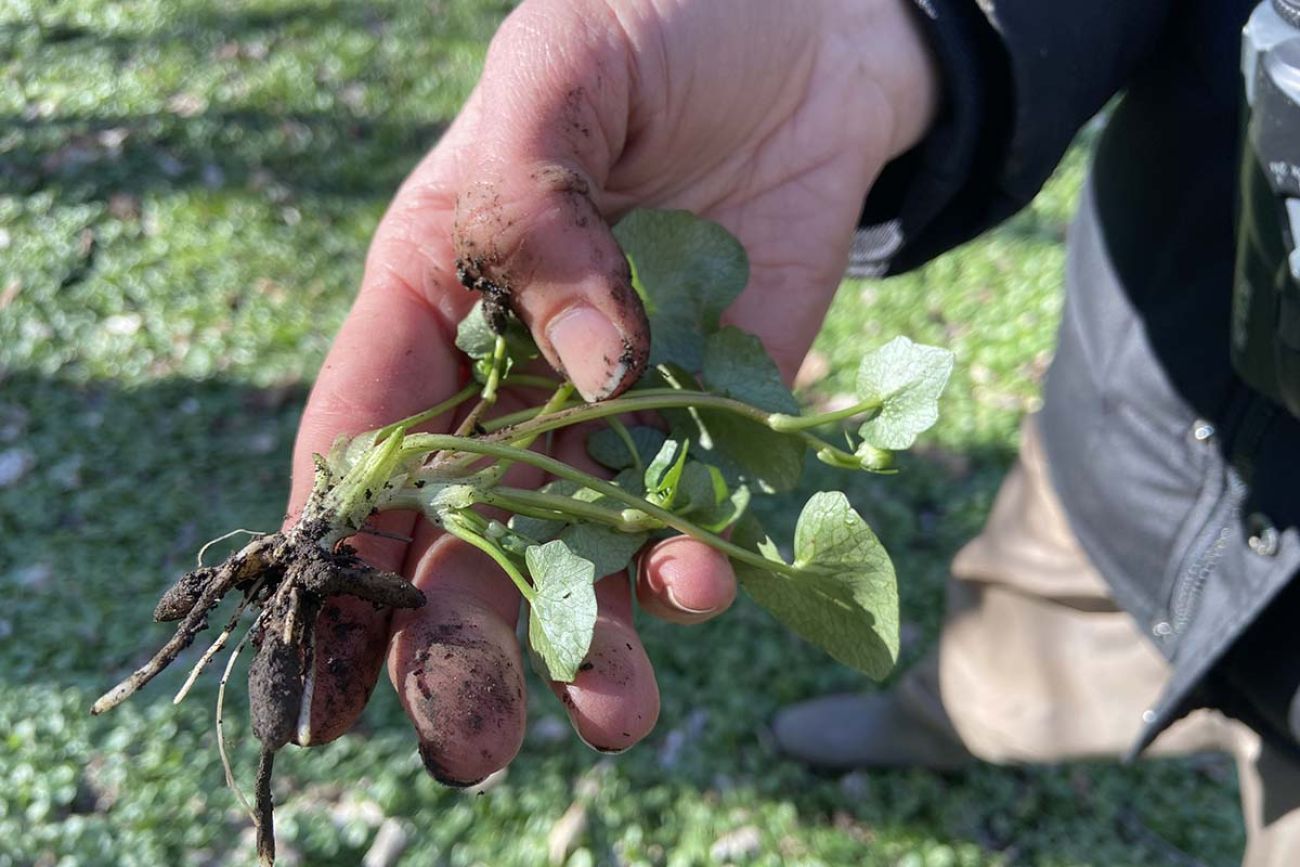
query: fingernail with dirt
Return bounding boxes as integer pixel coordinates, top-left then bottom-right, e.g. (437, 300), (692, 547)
(546, 304), (628, 402)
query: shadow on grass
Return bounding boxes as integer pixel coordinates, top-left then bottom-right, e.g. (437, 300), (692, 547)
(0, 109), (446, 204)
(5, 0), (382, 47)
(0, 0), (521, 204)
(1, 0), (510, 56)
(0, 370), (307, 686)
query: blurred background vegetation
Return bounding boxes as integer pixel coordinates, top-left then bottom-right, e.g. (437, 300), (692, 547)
(0, 0), (1245, 864)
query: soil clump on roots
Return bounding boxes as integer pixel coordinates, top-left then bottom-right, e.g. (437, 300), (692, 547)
(91, 522), (425, 865)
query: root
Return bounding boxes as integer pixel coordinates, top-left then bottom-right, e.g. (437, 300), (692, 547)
(218, 615), (260, 822)
(154, 565), (220, 622)
(173, 575), (267, 706)
(294, 615), (317, 747)
(92, 519), (428, 865)
(196, 528), (267, 568)
(294, 553), (424, 609)
(248, 581), (317, 751)
(155, 534), (276, 622)
(93, 564), (245, 715)
(255, 746), (277, 867)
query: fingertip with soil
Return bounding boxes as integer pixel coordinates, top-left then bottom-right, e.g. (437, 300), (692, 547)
(388, 541), (529, 786)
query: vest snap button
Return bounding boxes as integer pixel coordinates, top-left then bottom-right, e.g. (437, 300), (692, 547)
(1246, 513), (1279, 557)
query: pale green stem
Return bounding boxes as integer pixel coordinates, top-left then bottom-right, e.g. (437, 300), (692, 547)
(503, 373), (564, 391)
(398, 434), (800, 578)
(480, 335), (508, 403)
(768, 398), (881, 432)
(441, 513), (535, 602)
(452, 336), (509, 440)
(478, 401), (580, 431)
(477, 486), (663, 533)
(505, 383), (575, 450)
(477, 385), (757, 432)
(371, 365), (556, 445)
(435, 382), (576, 479)
(478, 391), (862, 468)
(372, 383), (480, 442)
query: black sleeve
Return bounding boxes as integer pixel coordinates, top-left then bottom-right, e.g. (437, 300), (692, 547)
(849, 0), (1175, 278)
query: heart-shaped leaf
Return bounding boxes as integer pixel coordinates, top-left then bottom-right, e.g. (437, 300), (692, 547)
(855, 337), (954, 450)
(525, 541), (598, 682)
(733, 492), (898, 678)
(614, 209), (748, 371)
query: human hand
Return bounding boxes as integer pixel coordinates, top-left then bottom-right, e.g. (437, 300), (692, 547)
(286, 0), (938, 784)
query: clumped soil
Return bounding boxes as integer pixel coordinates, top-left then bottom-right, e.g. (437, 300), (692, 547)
(92, 522), (425, 866)
(455, 255), (514, 333)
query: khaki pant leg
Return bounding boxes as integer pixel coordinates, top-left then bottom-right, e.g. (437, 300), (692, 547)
(937, 416), (1179, 762)
(929, 416), (1300, 863)
(1232, 726), (1300, 867)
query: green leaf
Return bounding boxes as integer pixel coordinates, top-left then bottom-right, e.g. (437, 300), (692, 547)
(611, 467), (648, 500)
(508, 512), (563, 544)
(585, 425), (667, 472)
(732, 513), (784, 563)
(644, 439), (689, 507)
(454, 300), (498, 359)
(855, 337), (954, 450)
(694, 483), (751, 533)
(454, 299), (539, 369)
(701, 327), (799, 415)
(647, 361), (804, 494)
(507, 480), (580, 542)
(506, 477), (651, 568)
(613, 209), (748, 371)
(689, 327), (806, 492)
(645, 329), (800, 492)
(757, 534), (784, 563)
(525, 541), (598, 682)
(558, 523), (647, 578)
(732, 492), (898, 679)
(675, 461), (723, 515)
(689, 410), (804, 494)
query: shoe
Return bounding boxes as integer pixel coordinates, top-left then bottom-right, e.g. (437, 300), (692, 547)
(771, 658), (975, 771)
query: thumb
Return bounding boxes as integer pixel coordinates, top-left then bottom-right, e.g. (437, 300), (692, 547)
(451, 0), (649, 402)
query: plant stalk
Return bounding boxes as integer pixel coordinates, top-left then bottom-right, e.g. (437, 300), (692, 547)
(398, 434), (801, 578)
(768, 398), (881, 432)
(479, 391), (864, 468)
(477, 486), (663, 533)
(441, 514), (536, 601)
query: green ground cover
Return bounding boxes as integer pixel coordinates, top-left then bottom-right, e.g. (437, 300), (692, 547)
(0, 1), (1243, 864)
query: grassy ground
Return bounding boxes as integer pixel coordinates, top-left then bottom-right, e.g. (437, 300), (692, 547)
(0, 1), (1245, 864)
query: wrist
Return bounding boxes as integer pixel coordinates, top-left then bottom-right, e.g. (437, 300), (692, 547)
(833, 0), (942, 160)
